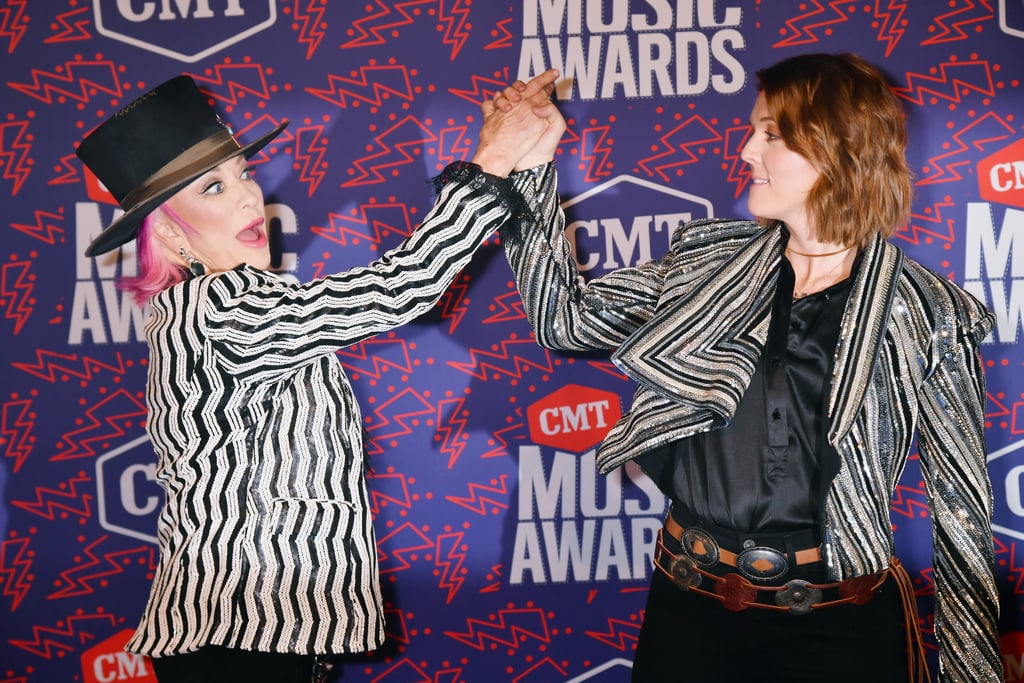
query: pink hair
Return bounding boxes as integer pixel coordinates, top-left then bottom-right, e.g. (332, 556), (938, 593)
(118, 203), (198, 306)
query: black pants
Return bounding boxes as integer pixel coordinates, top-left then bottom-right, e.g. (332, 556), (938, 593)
(150, 645), (318, 683)
(632, 569), (911, 683)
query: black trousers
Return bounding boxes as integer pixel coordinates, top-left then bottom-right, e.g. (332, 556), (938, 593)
(632, 569), (911, 683)
(150, 645), (318, 683)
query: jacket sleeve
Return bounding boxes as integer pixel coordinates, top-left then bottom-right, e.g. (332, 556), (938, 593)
(501, 163), (671, 351)
(197, 162), (519, 370)
(915, 283), (1002, 682)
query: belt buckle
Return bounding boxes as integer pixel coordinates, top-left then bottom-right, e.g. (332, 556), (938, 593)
(736, 542), (789, 582)
(680, 527), (720, 567)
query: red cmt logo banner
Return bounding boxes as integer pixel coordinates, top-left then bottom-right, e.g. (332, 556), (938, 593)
(979, 138), (1024, 209)
(80, 629), (156, 683)
(527, 384), (622, 452)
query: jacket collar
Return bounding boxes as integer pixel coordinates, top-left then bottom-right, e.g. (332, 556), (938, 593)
(611, 227), (903, 443)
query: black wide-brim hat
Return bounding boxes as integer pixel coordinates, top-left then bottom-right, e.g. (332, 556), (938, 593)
(76, 75), (288, 257)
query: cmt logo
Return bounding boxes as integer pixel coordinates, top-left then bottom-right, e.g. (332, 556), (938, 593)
(96, 435), (162, 544)
(81, 629), (155, 683)
(560, 175), (713, 277)
(978, 138), (1024, 209)
(527, 384), (622, 452)
(91, 0), (276, 62)
(1001, 0), (1024, 39)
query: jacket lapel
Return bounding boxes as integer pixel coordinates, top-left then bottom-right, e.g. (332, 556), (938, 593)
(611, 228), (783, 422)
(826, 234), (903, 443)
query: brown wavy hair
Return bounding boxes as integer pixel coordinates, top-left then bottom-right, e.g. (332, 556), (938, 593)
(755, 52), (914, 245)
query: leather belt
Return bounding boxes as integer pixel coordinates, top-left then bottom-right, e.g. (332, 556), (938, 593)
(654, 528), (888, 614)
(663, 514), (822, 581)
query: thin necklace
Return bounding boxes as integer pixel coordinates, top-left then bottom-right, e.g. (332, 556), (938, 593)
(791, 249), (854, 300)
(785, 245), (853, 258)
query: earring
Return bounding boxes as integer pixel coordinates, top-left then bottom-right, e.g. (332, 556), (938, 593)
(179, 247), (206, 276)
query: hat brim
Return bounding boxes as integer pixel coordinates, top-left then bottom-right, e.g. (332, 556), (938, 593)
(84, 120), (289, 257)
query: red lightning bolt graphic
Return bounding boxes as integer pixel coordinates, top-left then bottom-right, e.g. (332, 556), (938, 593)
(437, 0), (471, 59)
(723, 124), (752, 199)
(444, 606), (550, 650)
(890, 482), (931, 520)
(11, 209), (64, 244)
(8, 610), (117, 658)
(445, 474), (509, 515)
(344, 115), (437, 187)
(312, 201), (415, 247)
(482, 290), (527, 324)
(306, 64), (414, 109)
(449, 70), (513, 107)
(435, 397), (469, 468)
(0, 259), (34, 333)
(189, 64), (276, 107)
(0, 0), (28, 52)
(581, 125), (613, 182)
(56, 388), (147, 461)
(337, 337), (413, 380)
(923, 0), (994, 45)
(435, 532), (467, 603)
(341, 0), (436, 48)
(873, 0), (908, 57)
(376, 522), (433, 574)
(12, 349), (127, 383)
(773, 1), (853, 47)
(9, 60), (121, 105)
(2, 397), (34, 472)
(486, 16), (515, 50)
(0, 118), (32, 194)
(365, 470), (413, 514)
(435, 276), (471, 333)
(365, 388), (434, 443)
(291, 0), (328, 59)
(637, 115), (723, 183)
(50, 536), (155, 599)
(10, 470), (92, 520)
(584, 617), (642, 650)
(916, 112), (1013, 186)
(0, 533), (34, 610)
(894, 59), (995, 106)
(45, 5), (92, 43)
(436, 125), (474, 167)
(293, 124), (329, 196)
(896, 197), (958, 246)
(446, 338), (556, 381)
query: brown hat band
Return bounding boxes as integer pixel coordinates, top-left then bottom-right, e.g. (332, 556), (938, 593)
(120, 129), (243, 212)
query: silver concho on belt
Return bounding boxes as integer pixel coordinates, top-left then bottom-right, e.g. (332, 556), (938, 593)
(666, 553), (702, 590)
(736, 540), (789, 582)
(680, 527), (720, 567)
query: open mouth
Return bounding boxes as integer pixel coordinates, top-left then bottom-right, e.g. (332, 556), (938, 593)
(236, 220), (267, 247)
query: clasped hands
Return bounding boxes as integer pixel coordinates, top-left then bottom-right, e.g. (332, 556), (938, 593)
(471, 69), (566, 177)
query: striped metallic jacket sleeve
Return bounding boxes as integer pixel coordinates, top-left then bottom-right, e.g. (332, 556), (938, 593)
(908, 264), (1001, 682)
(502, 163), (672, 351)
(198, 168), (518, 375)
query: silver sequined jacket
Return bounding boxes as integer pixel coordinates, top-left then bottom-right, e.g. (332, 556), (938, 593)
(503, 163), (1000, 682)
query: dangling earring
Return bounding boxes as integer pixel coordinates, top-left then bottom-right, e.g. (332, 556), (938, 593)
(179, 247), (206, 276)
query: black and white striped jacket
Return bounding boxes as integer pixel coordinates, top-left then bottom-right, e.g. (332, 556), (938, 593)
(504, 163), (1000, 682)
(127, 165), (531, 658)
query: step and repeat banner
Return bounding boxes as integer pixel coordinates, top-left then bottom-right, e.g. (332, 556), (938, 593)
(2, 2), (1023, 681)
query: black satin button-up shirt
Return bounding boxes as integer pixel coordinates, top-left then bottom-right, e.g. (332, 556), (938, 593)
(666, 255), (857, 535)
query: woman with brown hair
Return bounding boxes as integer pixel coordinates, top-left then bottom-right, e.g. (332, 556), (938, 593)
(499, 52), (1000, 681)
